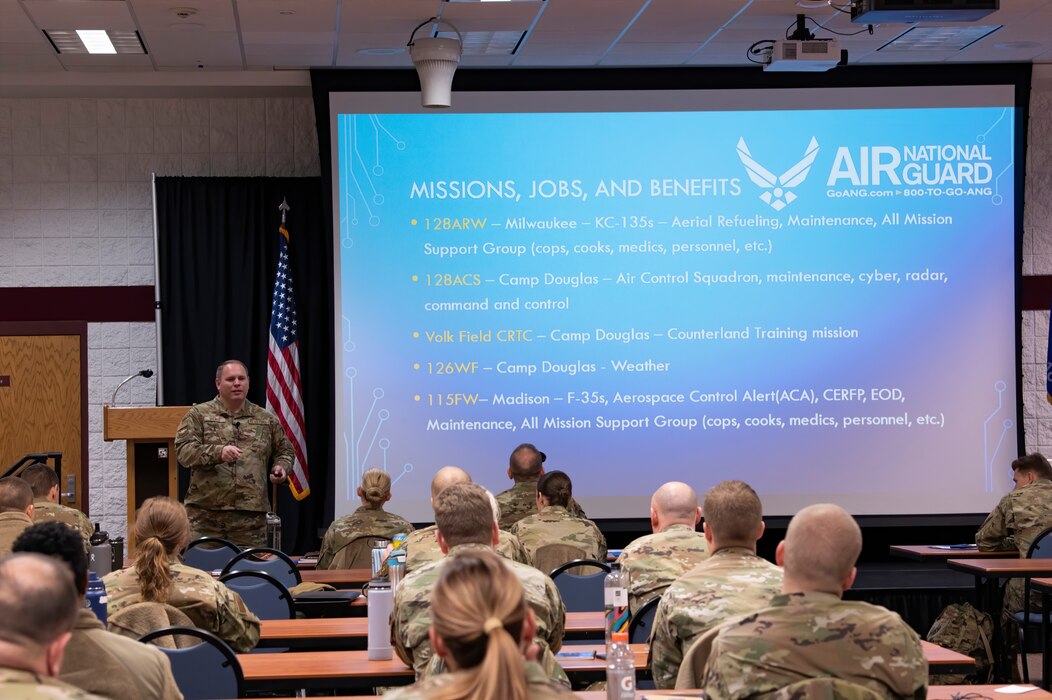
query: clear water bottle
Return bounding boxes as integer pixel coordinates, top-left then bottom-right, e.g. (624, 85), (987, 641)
(606, 636), (635, 700)
(266, 511), (282, 552)
(86, 571), (108, 625)
(604, 562), (629, 646)
(366, 577), (393, 660)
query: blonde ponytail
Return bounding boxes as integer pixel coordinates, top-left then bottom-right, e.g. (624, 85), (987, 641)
(427, 552), (529, 700)
(133, 496), (191, 603)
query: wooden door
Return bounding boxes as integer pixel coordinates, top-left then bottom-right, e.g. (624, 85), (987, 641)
(0, 323), (88, 513)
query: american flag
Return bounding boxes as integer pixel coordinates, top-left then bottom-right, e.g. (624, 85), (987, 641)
(266, 215), (310, 500)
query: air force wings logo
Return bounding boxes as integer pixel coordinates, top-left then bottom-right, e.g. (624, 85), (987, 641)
(736, 137), (819, 211)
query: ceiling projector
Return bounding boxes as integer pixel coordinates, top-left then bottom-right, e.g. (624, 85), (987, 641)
(763, 39), (844, 72)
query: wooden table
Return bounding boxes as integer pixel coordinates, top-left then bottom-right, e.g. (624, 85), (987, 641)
(299, 568), (372, 588)
(891, 545), (1018, 561)
(258, 611), (606, 649)
(947, 558), (1052, 680)
(238, 640), (973, 692)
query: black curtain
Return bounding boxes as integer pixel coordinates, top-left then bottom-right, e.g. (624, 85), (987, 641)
(156, 176), (333, 554)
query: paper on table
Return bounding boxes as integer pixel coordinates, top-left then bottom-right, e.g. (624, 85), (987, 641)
(996, 684), (1040, 694)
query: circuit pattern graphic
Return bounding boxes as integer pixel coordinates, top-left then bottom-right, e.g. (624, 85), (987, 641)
(983, 379), (1013, 493)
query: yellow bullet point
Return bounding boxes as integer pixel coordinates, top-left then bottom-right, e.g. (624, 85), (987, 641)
(413, 363), (420, 370)
(411, 275), (419, 282)
(412, 331), (420, 338)
(414, 395), (421, 402)
(410, 219), (418, 226)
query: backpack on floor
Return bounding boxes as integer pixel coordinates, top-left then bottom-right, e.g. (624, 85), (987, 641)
(926, 602), (993, 684)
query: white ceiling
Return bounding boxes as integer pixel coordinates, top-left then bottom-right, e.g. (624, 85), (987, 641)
(1, 0), (1050, 76)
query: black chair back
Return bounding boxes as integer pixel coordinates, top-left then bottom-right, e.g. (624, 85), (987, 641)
(183, 537), (241, 573)
(221, 547), (301, 589)
(629, 596), (660, 644)
(549, 559), (610, 613)
(139, 626), (244, 699)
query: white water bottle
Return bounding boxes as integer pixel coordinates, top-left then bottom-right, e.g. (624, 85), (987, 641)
(606, 638), (636, 700)
(604, 563), (629, 646)
(366, 578), (393, 660)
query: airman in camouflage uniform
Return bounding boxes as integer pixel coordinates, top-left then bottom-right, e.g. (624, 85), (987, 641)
(392, 484), (568, 685)
(175, 360), (294, 548)
(976, 453), (1052, 612)
(383, 661), (573, 700)
(0, 669), (106, 700)
(699, 504), (928, 700)
(318, 504), (414, 570)
(103, 558), (261, 652)
(617, 482), (708, 613)
(20, 463), (93, 553)
(650, 480), (781, 689)
(406, 522), (529, 571)
(0, 554), (106, 700)
(496, 480), (587, 530)
(509, 471), (606, 567)
(0, 477), (35, 557)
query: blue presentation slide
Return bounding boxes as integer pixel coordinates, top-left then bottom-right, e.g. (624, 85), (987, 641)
(333, 99), (1018, 520)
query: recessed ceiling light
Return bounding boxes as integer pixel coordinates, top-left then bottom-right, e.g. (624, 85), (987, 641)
(357, 47), (406, 56)
(879, 25), (1001, 51)
(796, 0), (831, 8)
(45, 29), (147, 55)
(994, 40), (1041, 50)
(76, 30), (116, 54)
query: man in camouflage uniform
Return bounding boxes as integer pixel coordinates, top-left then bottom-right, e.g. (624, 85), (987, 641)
(617, 481), (708, 614)
(175, 359), (294, 547)
(20, 463), (93, 553)
(510, 470), (606, 568)
(699, 504), (928, 699)
(392, 483), (568, 685)
(650, 479), (782, 689)
(0, 553), (106, 700)
(977, 453), (1052, 612)
(0, 477), (35, 557)
(495, 444), (586, 530)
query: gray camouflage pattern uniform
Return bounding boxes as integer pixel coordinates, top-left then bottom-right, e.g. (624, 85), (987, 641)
(976, 478), (1052, 612)
(391, 542), (568, 685)
(317, 504), (414, 570)
(701, 592), (928, 700)
(33, 500), (93, 553)
(616, 523), (709, 613)
(175, 397), (294, 547)
(0, 669), (106, 700)
(509, 505), (607, 566)
(102, 558), (261, 652)
(650, 546), (784, 689)
(405, 524), (530, 572)
(495, 480), (587, 530)
(382, 660), (573, 700)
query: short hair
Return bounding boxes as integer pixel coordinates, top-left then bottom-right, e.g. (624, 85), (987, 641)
(703, 480), (763, 545)
(0, 476), (34, 514)
(360, 469), (392, 507)
(215, 359), (248, 380)
(1013, 454), (1052, 480)
(0, 553), (79, 649)
(435, 483), (495, 548)
(430, 466), (471, 501)
(652, 481), (699, 522)
(13, 521), (89, 597)
(19, 463), (58, 499)
(537, 470), (572, 508)
(783, 503), (862, 590)
(509, 443), (545, 479)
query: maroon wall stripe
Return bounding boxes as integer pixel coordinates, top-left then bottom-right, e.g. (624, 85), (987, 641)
(0, 286), (155, 323)
(1023, 276), (1052, 311)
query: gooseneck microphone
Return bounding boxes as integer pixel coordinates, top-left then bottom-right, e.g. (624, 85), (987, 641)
(109, 369), (155, 406)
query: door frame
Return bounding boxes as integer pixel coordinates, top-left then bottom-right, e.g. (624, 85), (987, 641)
(0, 321), (89, 513)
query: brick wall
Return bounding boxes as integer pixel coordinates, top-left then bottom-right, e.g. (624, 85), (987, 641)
(0, 94), (319, 537)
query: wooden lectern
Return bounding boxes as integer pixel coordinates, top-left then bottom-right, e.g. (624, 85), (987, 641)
(103, 405), (191, 538)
